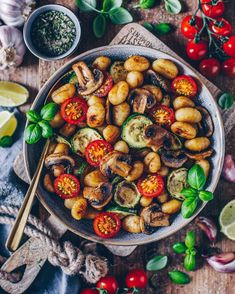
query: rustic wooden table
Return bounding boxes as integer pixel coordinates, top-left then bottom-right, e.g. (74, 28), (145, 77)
(1, 0), (235, 293)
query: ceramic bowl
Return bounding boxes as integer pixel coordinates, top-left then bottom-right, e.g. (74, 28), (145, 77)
(24, 45), (225, 246)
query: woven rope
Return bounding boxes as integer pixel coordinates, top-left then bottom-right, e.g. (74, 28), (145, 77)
(0, 205), (108, 284)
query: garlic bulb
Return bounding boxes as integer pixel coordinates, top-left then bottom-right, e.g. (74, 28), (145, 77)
(0, 0), (36, 27)
(0, 26), (26, 69)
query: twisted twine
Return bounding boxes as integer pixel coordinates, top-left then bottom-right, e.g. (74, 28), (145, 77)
(0, 205), (108, 284)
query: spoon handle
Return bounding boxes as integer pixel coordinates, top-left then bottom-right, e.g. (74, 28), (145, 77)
(6, 140), (50, 252)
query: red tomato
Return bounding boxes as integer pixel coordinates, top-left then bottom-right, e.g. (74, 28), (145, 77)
(210, 18), (232, 37)
(186, 40), (208, 61)
(181, 15), (203, 39)
(85, 139), (113, 167)
(199, 58), (221, 78)
(201, 0), (224, 18)
(93, 212), (121, 239)
(93, 72), (113, 97)
(80, 289), (98, 294)
(61, 97), (88, 124)
(150, 105), (175, 127)
(223, 36), (235, 57)
(96, 276), (119, 294)
(171, 75), (198, 97)
(54, 174), (80, 199)
(137, 174), (164, 198)
(125, 269), (148, 289)
(222, 58), (235, 78)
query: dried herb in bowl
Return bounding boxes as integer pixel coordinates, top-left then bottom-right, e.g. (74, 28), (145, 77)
(31, 10), (76, 57)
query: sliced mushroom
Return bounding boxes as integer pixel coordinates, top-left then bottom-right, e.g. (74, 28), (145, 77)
(45, 153), (75, 175)
(72, 61), (104, 95)
(83, 182), (112, 210)
(145, 69), (171, 93)
(196, 106), (214, 137)
(100, 151), (132, 178)
(144, 124), (169, 151)
(163, 133), (183, 151)
(128, 88), (156, 113)
(161, 150), (188, 168)
(185, 148), (214, 161)
(140, 204), (170, 234)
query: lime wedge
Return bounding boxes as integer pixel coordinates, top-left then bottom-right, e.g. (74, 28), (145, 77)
(0, 111), (17, 139)
(224, 222), (235, 241)
(0, 81), (29, 107)
(219, 199), (235, 240)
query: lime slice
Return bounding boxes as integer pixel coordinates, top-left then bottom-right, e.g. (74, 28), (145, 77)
(224, 222), (235, 241)
(0, 111), (17, 139)
(0, 81), (29, 107)
(219, 199), (235, 240)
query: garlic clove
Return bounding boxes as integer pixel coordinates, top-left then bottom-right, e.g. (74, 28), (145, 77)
(196, 216), (217, 245)
(206, 252), (235, 273)
(222, 154), (235, 183)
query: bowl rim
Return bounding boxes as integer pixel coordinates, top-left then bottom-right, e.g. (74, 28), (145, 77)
(24, 44), (225, 246)
(23, 4), (81, 61)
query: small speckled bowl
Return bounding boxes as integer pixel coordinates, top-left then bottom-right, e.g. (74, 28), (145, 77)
(23, 4), (81, 61)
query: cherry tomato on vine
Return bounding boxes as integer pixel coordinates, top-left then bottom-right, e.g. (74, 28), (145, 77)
(199, 58), (221, 78)
(137, 174), (164, 198)
(125, 269), (148, 289)
(61, 97), (88, 124)
(222, 58), (235, 78)
(171, 75), (198, 97)
(186, 40), (208, 61)
(96, 276), (119, 294)
(223, 36), (235, 57)
(181, 15), (203, 39)
(201, 0), (225, 18)
(93, 212), (121, 239)
(54, 174), (80, 199)
(85, 139), (113, 167)
(210, 18), (232, 37)
(80, 289), (99, 294)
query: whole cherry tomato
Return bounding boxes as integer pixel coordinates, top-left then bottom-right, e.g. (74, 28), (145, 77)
(96, 276), (119, 294)
(201, 0), (225, 18)
(199, 58), (221, 78)
(223, 36), (235, 57)
(210, 18), (232, 37)
(222, 58), (235, 78)
(125, 269), (148, 289)
(186, 40), (208, 61)
(181, 15), (203, 39)
(80, 289), (99, 294)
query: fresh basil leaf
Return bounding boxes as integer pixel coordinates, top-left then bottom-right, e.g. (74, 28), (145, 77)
(185, 231), (196, 249)
(198, 190), (214, 201)
(40, 102), (58, 121)
(181, 187), (198, 198)
(218, 92), (234, 110)
(168, 270), (190, 284)
(0, 136), (13, 148)
(76, 0), (97, 12)
(139, 0), (157, 9)
(181, 197), (199, 219)
(153, 23), (171, 35)
(184, 253), (196, 271)
(103, 0), (122, 11)
(187, 164), (206, 190)
(164, 0), (182, 14)
(93, 14), (107, 38)
(172, 242), (187, 254)
(146, 255), (168, 271)
(24, 124), (42, 144)
(143, 22), (154, 32)
(26, 110), (41, 123)
(109, 7), (133, 25)
(38, 120), (53, 139)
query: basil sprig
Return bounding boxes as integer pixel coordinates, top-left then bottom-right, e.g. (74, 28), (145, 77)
(143, 22), (172, 36)
(181, 164), (214, 219)
(25, 102), (58, 144)
(218, 92), (234, 110)
(168, 270), (190, 284)
(164, 0), (182, 14)
(136, 0), (157, 9)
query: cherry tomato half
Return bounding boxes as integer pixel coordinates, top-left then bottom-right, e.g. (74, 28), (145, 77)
(222, 58), (235, 78)
(201, 0), (224, 18)
(80, 289), (99, 294)
(199, 58), (221, 78)
(93, 212), (121, 238)
(125, 269), (148, 289)
(210, 18), (232, 37)
(186, 40), (208, 61)
(97, 276), (119, 294)
(181, 15), (203, 39)
(93, 72), (113, 97)
(137, 174), (164, 198)
(61, 97), (88, 124)
(54, 174), (80, 199)
(85, 139), (113, 167)
(150, 105), (175, 127)
(223, 36), (235, 57)
(171, 75), (198, 97)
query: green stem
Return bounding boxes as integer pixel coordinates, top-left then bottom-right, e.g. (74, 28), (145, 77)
(81, 1), (108, 14)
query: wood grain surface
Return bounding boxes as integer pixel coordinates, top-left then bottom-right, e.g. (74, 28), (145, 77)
(0, 1), (235, 293)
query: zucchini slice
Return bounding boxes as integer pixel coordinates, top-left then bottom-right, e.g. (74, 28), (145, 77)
(106, 205), (137, 219)
(114, 180), (140, 208)
(121, 114), (153, 148)
(71, 127), (102, 155)
(110, 61), (128, 83)
(54, 134), (71, 148)
(167, 168), (188, 200)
